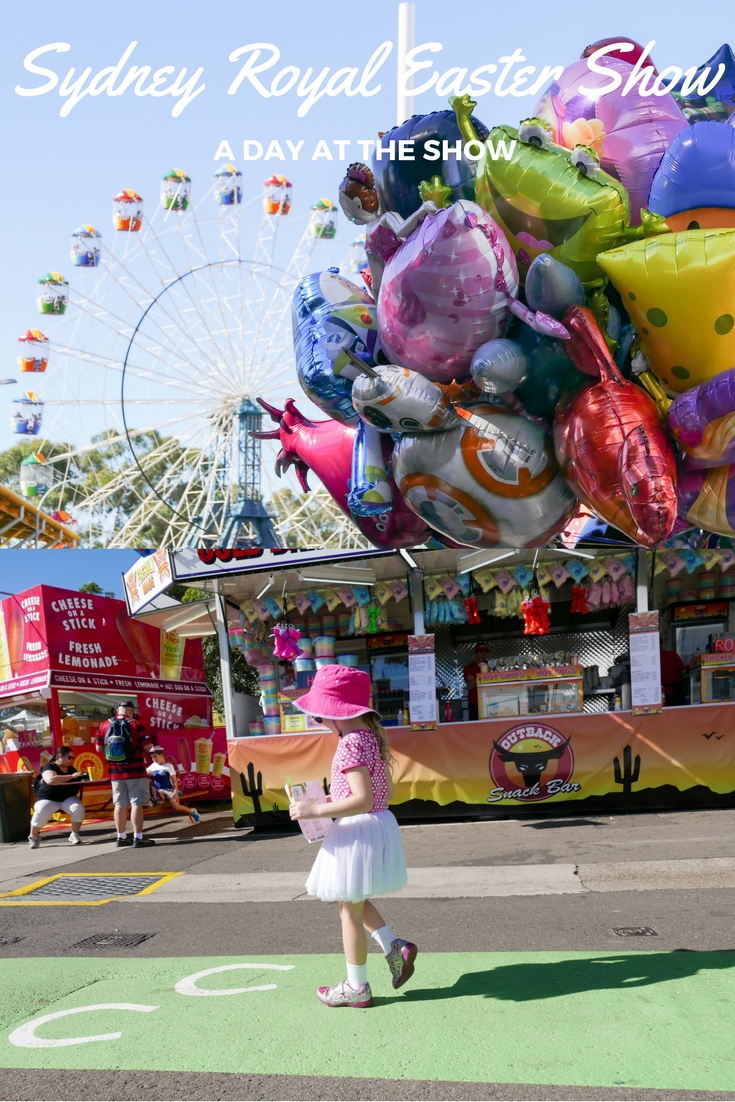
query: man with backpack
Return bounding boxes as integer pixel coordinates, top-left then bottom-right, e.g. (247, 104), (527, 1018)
(95, 701), (156, 848)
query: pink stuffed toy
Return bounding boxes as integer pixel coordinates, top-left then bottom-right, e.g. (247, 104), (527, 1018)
(272, 623), (303, 660)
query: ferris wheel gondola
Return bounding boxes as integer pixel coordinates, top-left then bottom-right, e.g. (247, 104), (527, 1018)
(12, 392), (43, 436)
(70, 225), (101, 268)
(17, 330), (49, 373)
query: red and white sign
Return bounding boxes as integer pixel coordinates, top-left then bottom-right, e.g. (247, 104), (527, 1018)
(0, 585), (209, 695)
(170, 547), (392, 581)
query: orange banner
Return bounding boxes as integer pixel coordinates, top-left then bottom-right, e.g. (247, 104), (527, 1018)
(228, 704), (735, 824)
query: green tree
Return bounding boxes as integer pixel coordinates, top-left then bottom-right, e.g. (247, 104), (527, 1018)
(0, 431), (210, 547)
(166, 584), (259, 711)
(79, 581), (115, 598)
(268, 487), (369, 547)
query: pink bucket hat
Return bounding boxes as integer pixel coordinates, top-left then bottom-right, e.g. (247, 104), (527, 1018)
(295, 665), (380, 720)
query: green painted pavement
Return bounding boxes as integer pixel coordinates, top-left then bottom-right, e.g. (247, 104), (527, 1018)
(0, 953), (733, 1091)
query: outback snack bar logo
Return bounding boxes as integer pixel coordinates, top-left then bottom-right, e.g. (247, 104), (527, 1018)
(488, 722), (579, 803)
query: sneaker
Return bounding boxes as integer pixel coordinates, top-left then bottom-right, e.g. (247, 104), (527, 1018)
(69, 832), (82, 846)
(316, 980), (372, 1008)
(133, 836), (157, 848)
(189, 809), (200, 824)
(386, 938), (417, 989)
(27, 835), (39, 849)
(116, 836), (132, 847)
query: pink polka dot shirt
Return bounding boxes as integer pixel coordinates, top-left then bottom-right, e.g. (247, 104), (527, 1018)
(331, 728), (389, 812)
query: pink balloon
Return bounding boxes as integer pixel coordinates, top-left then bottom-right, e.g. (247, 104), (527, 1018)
(377, 201), (518, 384)
(535, 57), (687, 225)
(253, 398), (430, 548)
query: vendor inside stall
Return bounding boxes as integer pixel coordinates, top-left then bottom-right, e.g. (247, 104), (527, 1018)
(660, 639), (686, 707)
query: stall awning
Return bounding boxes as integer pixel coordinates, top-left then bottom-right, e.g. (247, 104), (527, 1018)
(130, 547), (604, 608)
(131, 597), (240, 638)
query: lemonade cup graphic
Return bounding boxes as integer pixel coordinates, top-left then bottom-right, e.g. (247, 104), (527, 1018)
(194, 737), (213, 775)
(160, 629), (185, 681)
(212, 752), (226, 778)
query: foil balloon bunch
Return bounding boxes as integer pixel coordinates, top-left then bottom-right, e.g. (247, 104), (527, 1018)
(257, 39), (735, 548)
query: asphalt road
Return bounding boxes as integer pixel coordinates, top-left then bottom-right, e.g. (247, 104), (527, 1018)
(1, 809), (735, 1101)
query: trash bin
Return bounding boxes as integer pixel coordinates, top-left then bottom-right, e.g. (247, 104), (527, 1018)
(0, 772), (32, 842)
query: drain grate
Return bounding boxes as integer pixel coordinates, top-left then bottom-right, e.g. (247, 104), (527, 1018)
(614, 926), (658, 937)
(0, 936), (23, 946)
(0, 873), (171, 905)
(72, 933), (156, 950)
(22, 875), (164, 902)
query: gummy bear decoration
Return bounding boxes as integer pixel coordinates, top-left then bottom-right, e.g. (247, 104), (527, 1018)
(366, 604), (381, 633)
(570, 585), (588, 614)
(464, 595), (482, 624)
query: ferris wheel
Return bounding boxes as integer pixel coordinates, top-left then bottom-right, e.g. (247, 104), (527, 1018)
(14, 166), (360, 548)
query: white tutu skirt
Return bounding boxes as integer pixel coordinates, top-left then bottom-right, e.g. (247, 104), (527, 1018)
(305, 810), (408, 903)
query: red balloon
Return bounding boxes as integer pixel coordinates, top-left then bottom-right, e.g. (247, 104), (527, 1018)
(553, 307), (678, 547)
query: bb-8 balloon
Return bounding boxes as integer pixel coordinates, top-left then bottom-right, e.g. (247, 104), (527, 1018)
(393, 403), (577, 547)
(352, 364), (458, 434)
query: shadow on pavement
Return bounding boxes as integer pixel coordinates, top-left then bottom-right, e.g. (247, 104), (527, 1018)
(523, 819), (604, 830)
(372, 952), (735, 1006)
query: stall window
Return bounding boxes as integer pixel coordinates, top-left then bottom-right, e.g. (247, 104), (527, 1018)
(57, 692), (139, 745)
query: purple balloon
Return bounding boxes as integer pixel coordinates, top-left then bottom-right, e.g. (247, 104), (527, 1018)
(535, 57), (687, 225)
(668, 366), (735, 469)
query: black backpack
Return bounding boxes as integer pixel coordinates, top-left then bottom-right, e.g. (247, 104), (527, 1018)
(103, 717), (133, 763)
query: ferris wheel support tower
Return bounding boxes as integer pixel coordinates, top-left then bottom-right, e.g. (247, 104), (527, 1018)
(219, 397), (278, 546)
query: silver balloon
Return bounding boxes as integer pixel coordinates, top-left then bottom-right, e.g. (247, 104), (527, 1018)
(471, 339), (528, 396)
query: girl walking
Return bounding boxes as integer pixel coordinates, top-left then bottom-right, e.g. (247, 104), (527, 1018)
(289, 665), (417, 1008)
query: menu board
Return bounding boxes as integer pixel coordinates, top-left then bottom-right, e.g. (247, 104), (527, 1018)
(408, 634), (437, 730)
(629, 611), (662, 715)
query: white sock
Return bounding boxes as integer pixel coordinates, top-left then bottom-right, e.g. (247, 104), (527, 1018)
(371, 925), (396, 955)
(134, 832), (143, 841)
(346, 962), (367, 990)
(117, 833), (126, 841)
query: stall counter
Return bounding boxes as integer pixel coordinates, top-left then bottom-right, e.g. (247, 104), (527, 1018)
(229, 702), (735, 826)
(0, 727), (231, 818)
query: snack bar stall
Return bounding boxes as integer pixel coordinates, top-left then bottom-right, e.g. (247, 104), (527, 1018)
(0, 585), (230, 816)
(126, 546), (735, 825)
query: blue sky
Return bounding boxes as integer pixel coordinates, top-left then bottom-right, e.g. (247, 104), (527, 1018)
(0, 0), (732, 565)
(0, 549), (139, 597)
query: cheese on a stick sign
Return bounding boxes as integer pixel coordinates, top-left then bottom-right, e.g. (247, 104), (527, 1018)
(0, 585), (208, 693)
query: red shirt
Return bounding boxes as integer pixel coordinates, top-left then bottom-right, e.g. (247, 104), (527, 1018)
(660, 649), (685, 701)
(464, 661), (483, 706)
(95, 718), (152, 780)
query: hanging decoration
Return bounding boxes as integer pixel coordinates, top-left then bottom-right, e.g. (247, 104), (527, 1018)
(464, 595), (482, 624)
(272, 623), (303, 661)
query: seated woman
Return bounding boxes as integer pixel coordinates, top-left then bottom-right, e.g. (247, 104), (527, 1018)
(29, 745), (86, 848)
